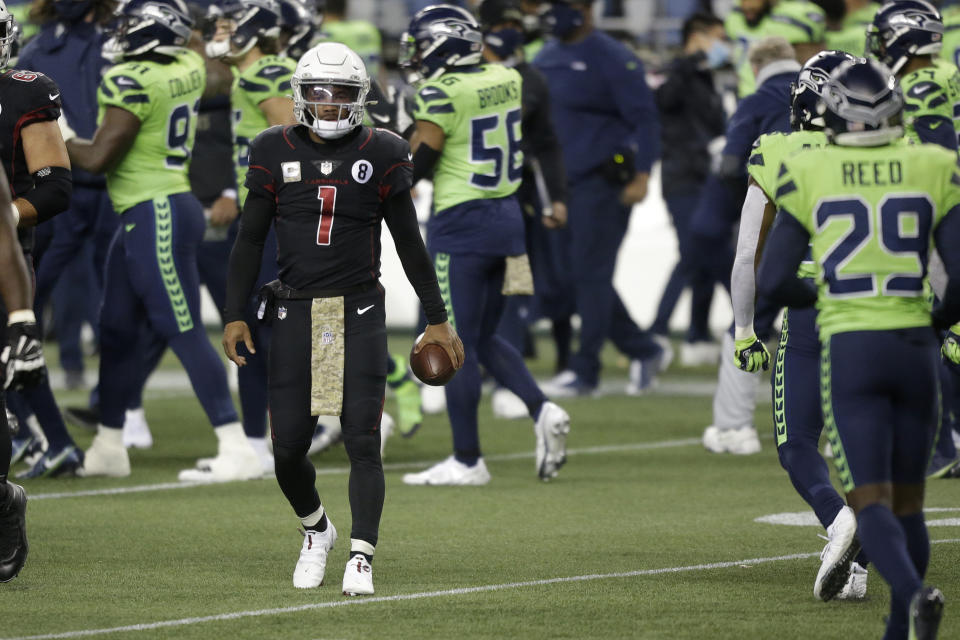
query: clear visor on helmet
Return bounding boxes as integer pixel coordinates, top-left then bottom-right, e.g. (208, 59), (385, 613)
(397, 31), (417, 68)
(300, 80), (362, 121)
(865, 27), (884, 58)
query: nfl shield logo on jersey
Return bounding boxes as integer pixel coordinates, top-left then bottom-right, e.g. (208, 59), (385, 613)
(278, 305), (287, 320)
(320, 161), (334, 175)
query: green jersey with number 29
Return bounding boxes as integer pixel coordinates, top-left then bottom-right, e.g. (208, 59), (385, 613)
(775, 140), (960, 339)
(98, 48), (205, 213)
(413, 63), (523, 213)
(231, 55), (296, 207)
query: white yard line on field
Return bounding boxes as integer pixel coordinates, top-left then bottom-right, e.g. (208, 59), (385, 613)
(20, 544), (960, 640)
(8, 541), (960, 640)
(29, 437), (703, 502)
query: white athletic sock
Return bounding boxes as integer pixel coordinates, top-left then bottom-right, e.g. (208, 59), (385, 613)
(351, 539), (375, 557)
(300, 506), (325, 529)
(248, 437), (270, 458)
(96, 424), (124, 446)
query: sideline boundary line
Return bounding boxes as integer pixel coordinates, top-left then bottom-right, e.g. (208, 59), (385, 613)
(30, 438), (702, 502)
(9, 540), (960, 640)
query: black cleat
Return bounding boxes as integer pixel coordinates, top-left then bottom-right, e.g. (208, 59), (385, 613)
(63, 406), (100, 431)
(909, 586), (944, 640)
(0, 482), (28, 582)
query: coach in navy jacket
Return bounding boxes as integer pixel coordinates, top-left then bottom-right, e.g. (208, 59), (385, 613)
(535, 0), (666, 396)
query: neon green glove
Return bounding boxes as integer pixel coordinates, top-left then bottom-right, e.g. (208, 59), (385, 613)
(942, 324), (960, 370)
(734, 334), (770, 373)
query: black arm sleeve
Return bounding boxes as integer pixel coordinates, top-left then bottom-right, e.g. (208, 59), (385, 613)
(223, 191), (275, 324)
(933, 208), (960, 329)
(383, 190), (447, 325)
(21, 166), (72, 224)
(756, 210), (818, 309)
(412, 144), (441, 185)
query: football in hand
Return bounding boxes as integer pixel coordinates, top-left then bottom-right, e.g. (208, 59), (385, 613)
(410, 335), (456, 386)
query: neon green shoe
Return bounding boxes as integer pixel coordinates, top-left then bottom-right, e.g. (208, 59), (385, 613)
(394, 378), (423, 438)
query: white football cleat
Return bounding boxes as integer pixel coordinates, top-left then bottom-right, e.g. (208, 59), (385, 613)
(836, 562), (867, 600)
(80, 426), (131, 477)
(178, 423), (263, 483)
(420, 384), (446, 415)
(342, 554), (374, 596)
(402, 456), (491, 486)
(379, 411), (394, 458)
(533, 401), (570, 480)
(293, 520), (337, 589)
(308, 417), (342, 456)
(702, 425), (761, 455)
(492, 388), (529, 420)
(122, 408), (153, 449)
(814, 506), (859, 601)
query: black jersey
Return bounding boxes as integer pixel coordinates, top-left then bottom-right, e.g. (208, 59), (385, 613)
(0, 69), (62, 198)
(244, 124), (413, 291)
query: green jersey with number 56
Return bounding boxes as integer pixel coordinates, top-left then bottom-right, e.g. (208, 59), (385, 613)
(413, 63), (523, 212)
(231, 55), (296, 207)
(98, 48), (205, 213)
(775, 140), (960, 339)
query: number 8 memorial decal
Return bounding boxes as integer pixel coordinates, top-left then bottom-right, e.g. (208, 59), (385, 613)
(316, 186), (337, 246)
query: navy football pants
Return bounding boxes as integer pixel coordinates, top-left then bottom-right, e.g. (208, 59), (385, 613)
(98, 193), (237, 430)
(772, 306), (845, 528)
(822, 328), (939, 492)
(566, 173), (660, 387)
(434, 251), (547, 461)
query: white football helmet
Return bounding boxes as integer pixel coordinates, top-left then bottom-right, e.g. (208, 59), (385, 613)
(0, 0), (17, 69)
(292, 42), (370, 140)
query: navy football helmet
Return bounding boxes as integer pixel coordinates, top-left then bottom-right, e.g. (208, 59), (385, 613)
(818, 58), (904, 146)
(790, 50), (859, 131)
(204, 0), (281, 60)
(866, 1), (943, 75)
(106, 0), (192, 61)
(399, 4), (483, 84)
(278, 0), (315, 60)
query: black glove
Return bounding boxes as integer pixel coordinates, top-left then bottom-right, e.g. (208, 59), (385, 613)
(2, 321), (46, 390)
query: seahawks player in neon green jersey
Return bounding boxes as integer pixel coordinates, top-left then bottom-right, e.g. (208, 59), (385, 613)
(758, 57), (960, 640)
(824, 0), (879, 55)
(734, 50), (869, 603)
(725, 0), (826, 96)
(60, 0), (262, 481)
(940, 2), (960, 68)
(398, 5), (570, 486)
(868, 0), (960, 150)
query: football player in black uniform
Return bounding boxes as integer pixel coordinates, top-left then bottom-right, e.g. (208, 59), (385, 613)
(0, 0), (79, 480)
(223, 42), (462, 596)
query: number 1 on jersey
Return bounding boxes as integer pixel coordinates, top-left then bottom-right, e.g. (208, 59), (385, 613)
(316, 186), (337, 246)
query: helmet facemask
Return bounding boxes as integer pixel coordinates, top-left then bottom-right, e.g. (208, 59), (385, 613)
(0, 11), (15, 68)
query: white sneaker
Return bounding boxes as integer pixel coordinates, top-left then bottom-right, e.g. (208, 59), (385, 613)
(534, 401), (570, 480)
(293, 520), (337, 589)
(342, 554), (374, 596)
(308, 417), (342, 456)
(814, 506), (859, 601)
(122, 408), (153, 449)
(178, 423), (263, 483)
(492, 388), (529, 420)
(402, 456), (491, 486)
(626, 341), (673, 396)
(81, 426), (131, 477)
(379, 411), (394, 459)
(836, 562), (867, 600)
(702, 425), (761, 454)
(679, 341), (720, 367)
(420, 384), (446, 415)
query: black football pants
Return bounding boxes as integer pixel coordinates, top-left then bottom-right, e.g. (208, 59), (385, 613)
(269, 287), (387, 547)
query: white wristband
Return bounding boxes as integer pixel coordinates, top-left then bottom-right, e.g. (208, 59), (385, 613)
(221, 189), (238, 201)
(10, 201), (18, 224)
(734, 325), (756, 342)
(8, 309), (36, 325)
